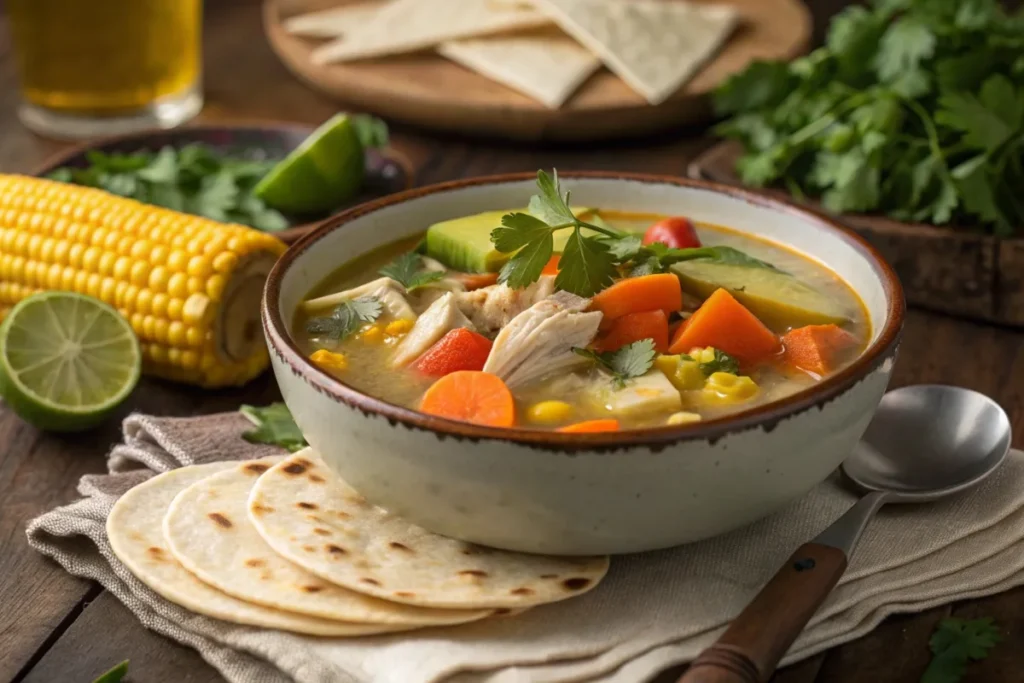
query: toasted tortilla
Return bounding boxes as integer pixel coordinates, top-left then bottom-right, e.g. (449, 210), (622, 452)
(107, 462), (403, 636)
(534, 0), (739, 105)
(162, 457), (490, 627)
(439, 30), (601, 108)
(284, 1), (389, 39)
(311, 0), (552, 65)
(248, 449), (610, 609)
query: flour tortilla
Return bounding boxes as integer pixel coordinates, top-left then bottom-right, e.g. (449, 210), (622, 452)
(534, 0), (739, 105)
(284, 1), (389, 39)
(311, 0), (552, 65)
(163, 457), (490, 626)
(248, 449), (610, 609)
(439, 30), (601, 109)
(108, 462), (403, 636)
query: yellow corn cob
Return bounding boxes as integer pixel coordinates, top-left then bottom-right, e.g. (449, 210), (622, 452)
(0, 174), (288, 387)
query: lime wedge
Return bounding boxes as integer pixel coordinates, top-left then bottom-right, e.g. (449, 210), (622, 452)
(253, 113), (366, 215)
(0, 292), (141, 432)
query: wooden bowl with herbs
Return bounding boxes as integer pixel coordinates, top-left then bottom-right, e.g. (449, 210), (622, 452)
(689, 0), (1024, 326)
(31, 118), (415, 246)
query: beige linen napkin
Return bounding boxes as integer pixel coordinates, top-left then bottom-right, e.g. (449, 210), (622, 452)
(27, 412), (1024, 683)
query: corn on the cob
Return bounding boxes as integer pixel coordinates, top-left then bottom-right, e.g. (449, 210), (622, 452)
(0, 174), (287, 387)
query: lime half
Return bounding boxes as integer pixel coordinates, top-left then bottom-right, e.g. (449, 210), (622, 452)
(253, 113), (366, 215)
(0, 292), (141, 432)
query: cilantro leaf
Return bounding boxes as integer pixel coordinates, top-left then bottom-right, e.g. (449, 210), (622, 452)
(699, 348), (740, 376)
(498, 232), (553, 289)
(378, 252), (446, 292)
(921, 617), (1001, 683)
(491, 212), (553, 252)
(240, 404), (308, 452)
(573, 339), (657, 389)
(91, 660), (129, 683)
(529, 170), (577, 226)
(606, 233), (644, 261)
(873, 18), (936, 85)
(714, 61), (795, 115)
(937, 85), (1018, 152)
(555, 226), (616, 297)
(305, 296), (383, 341)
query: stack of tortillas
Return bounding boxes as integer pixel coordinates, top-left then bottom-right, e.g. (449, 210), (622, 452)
(284, 0), (739, 108)
(107, 448), (609, 636)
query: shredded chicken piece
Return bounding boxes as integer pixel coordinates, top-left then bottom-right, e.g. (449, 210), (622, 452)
(483, 291), (603, 389)
(300, 277), (416, 320)
(456, 275), (556, 334)
(391, 292), (476, 367)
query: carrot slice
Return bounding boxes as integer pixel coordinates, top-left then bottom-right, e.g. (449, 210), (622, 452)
(420, 371), (515, 427)
(668, 288), (780, 365)
(451, 272), (499, 290)
(781, 324), (858, 376)
(590, 273), (682, 321)
(541, 254), (561, 276)
(557, 419), (620, 433)
(413, 328), (493, 377)
(594, 310), (669, 353)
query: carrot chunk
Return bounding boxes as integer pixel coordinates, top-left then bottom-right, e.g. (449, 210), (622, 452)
(451, 272), (499, 290)
(590, 273), (682, 321)
(413, 328), (493, 377)
(668, 288), (780, 365)
(420, 371), (515, 427)
(594, 310), (669, 353)
(541, 254), (561, 276)
(557, 419), (620, 433)
(781, 324), (858, 376)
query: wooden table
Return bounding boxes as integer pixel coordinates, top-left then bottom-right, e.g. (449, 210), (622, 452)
(1, 1), (1022, 682)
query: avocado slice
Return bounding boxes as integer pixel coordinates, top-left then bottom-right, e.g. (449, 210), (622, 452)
(671, 261), (851, 330)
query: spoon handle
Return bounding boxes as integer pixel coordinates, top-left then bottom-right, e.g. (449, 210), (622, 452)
(677, 543), (847, 683)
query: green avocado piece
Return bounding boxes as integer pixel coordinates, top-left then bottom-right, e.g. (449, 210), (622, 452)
(671, 261), (851, 331)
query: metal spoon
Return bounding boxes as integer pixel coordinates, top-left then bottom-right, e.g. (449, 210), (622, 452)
(679, 385), (1012, 683)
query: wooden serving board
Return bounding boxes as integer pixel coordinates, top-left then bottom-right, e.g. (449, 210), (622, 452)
(263, 0), (811, 142)
(690, 141), (1024, 327)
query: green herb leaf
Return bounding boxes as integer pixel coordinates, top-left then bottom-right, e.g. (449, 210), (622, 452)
(491, 212), (554, 252)
(499, 232), (553, 289)
(350, 114), (389, 149)
(921, 617), (1001, 683)
(240, 404), (308, 452)
(555, 226), (616, 297)
(573, 339), (657, 389)
(378, 252), (446, 292)
(698, 348), (740, 376)
(305, 296), (383, 341)
(873, 17), (936, 84)
(91, 660), (129, 683)
(529, 170), (577, 226)
(714, 61), (795, 115)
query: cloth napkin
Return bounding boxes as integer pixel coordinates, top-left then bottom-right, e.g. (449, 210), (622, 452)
(27, 412), (1024, 683)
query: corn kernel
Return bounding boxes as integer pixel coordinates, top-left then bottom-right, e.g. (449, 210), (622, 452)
(98, 251), (116, 276)
(168, 321), (186, 346)
(48, 263), (63, 289)
(135, 288), (153, 315)
(310, 349), (349, 372)
(166, 250), (188, 271)
(181, 350), (200, 370)
(153, 319), (170, 344)
(688, 347), (717, 364)
(655, 355), (705, 392)
(112, 256), (132, 281)
(99, 277), (117, 302)
(167, 273), (188, 298)
(148, 266), (170, 292)
(187, 255), (212, 278)
(151, 293), (169, 318)
(702, 372), (759, 405)
(130, 260), (150, 287)
(526, 400), (573, 425)
(358, 324), (384, 343)
(167, 298), (184, 320)
(666, 411), (702, 426)
(385, 319), (413, 336)
(206, 274), (226, 300)
(130, 240), (152, 260)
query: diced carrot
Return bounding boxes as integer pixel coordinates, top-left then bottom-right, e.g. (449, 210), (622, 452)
(541, 254), (560, 276)
(557, 419), (620, 433)
(781, 324), (858, 376)
(451, 272), (499, 290)
(420, 371), (515, 427)
(590, 273), (682, 321)
(668, 288), (781, 365)
(413, 328), (493, 377)
(594, 310), (669, 353)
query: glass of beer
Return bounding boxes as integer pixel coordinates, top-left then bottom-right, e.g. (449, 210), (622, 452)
(7, 0), (203, 139)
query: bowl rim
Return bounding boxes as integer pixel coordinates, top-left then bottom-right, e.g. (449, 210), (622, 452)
(263, 171), (905, 450)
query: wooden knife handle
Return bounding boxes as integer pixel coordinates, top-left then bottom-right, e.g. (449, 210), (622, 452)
(677, 542), (848, 683)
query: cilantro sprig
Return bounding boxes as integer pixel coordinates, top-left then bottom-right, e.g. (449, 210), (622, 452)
(689, 348), (741, 376)
(378, 253), (445, 292)
(574, 339), (657, 389)
(240, 403), (308, 452)
(305, 296), (382, 342)
(921, 617), (1002, 683)
(714, 0), (1024, 234)
(491, 170), (776, 297)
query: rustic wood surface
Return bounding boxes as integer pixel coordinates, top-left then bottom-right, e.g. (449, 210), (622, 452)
(689, 141), (1024, 327)
(1, 1), (1023, 682)
(265, 0), (811, 141)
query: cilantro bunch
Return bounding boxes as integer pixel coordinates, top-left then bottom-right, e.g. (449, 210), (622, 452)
(714, 0), (1024, 235)
(240, 403), (309, 452)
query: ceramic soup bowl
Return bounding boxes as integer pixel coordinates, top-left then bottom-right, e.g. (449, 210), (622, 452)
(263, 173), (904, 555)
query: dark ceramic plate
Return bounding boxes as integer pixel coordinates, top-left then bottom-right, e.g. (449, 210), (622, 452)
(31, 121), (415, 245)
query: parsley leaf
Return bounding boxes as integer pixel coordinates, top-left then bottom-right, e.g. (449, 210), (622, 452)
(555, 226), (616, 297)
(378, 252), (445, 292)
(574, 339), (657, 389)
(305, 296), (383, 341)
(91, 660), (129, 683)
(699, 348), (741, 376)
(529, 169), (577, 226)
(240, 403), (308, 452)
(500, 232), (553, 289)
(873, 17), (936, 85)
(921, 617), (1001, 683)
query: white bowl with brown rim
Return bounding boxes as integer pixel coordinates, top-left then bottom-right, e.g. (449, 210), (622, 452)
(262, 172), (904, 555)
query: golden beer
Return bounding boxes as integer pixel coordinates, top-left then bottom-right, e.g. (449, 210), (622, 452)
(7, 0), (203, 138)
